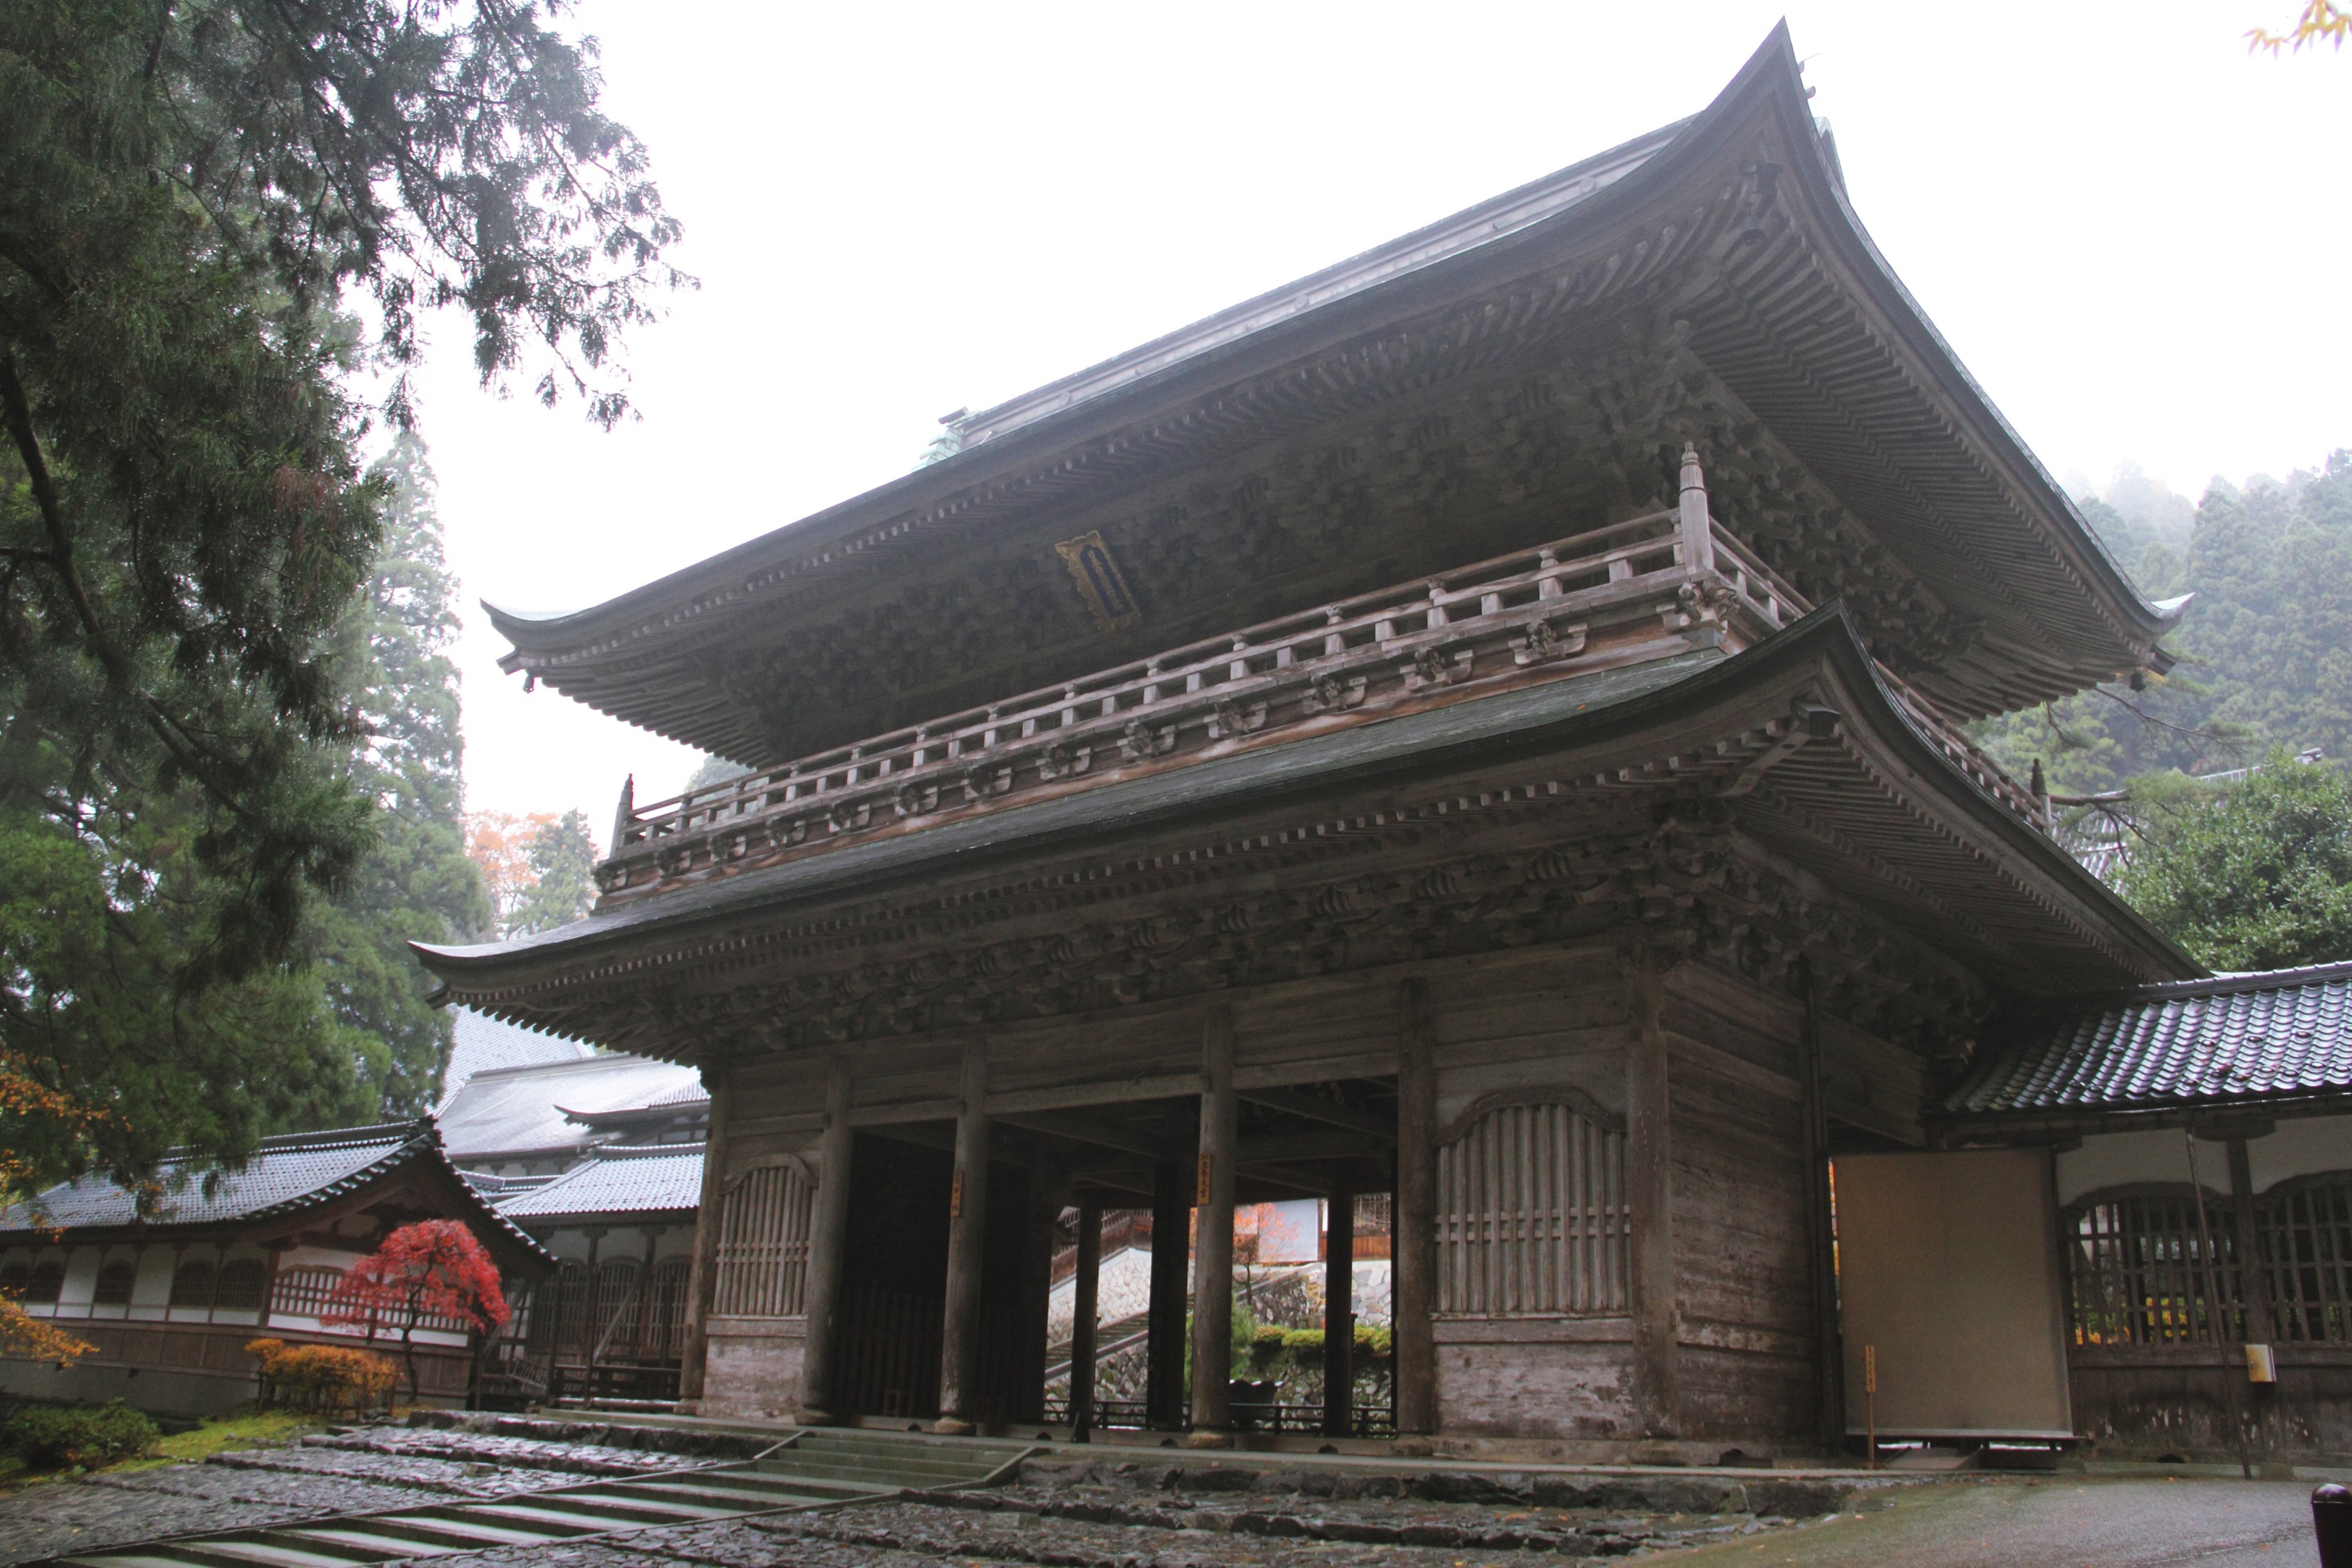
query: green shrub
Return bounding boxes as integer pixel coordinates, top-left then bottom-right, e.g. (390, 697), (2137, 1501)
(1353, 1324), (1393, 1357)
(3, 1402), (160, 1469)
(1281, 1327), (1324, 1351)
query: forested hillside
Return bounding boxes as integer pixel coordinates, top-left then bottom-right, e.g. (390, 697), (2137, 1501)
(1974, 450), (2352, 794)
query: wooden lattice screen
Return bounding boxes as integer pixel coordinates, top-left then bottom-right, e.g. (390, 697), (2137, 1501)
(712, 1163), (814, 1317)
(2065, 1192), (2241, 1345)
(1436, 1099), (1628, 1315)
(2258, 1176), (2352, 1344)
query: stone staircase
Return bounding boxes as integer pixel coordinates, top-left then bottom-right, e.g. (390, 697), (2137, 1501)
(36, 1429), (1032, 1568)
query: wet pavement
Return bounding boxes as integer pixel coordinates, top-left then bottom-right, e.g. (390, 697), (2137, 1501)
(0, 1418), (2338, 1568)
(1654, 1474), (2335, 1566)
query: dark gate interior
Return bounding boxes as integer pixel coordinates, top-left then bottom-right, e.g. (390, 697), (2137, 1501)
(833, 1134), (950, 1418)
(829, 1133), (1053, 1425)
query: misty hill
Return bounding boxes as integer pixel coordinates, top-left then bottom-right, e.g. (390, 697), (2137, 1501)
(1976, 451), (2352, 794)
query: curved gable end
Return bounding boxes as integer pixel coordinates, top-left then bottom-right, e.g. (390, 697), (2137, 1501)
(491, 26), (2170, 769)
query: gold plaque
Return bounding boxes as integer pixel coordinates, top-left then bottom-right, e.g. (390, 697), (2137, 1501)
(1054, 530), (1143, 633)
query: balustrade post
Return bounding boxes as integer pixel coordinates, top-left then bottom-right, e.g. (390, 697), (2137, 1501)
(1677, 443), (1716, 578)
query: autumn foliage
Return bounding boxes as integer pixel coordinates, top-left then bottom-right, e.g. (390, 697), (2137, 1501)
(323, 1221), (509, 1402)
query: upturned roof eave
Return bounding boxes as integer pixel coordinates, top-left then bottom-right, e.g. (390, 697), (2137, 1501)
(1751, 51), (2179, 656)
(419, 605), (2198, 1002)
(488, 24), (2171, 694)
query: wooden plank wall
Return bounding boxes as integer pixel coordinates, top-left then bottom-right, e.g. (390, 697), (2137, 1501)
(695, 938), (1928, 1445)
(1659, 961), (1813, 1442)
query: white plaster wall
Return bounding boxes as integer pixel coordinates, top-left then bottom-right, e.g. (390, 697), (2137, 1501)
(2057, 1129), (2203, 1203)
(2248, 1113), (2352, 1190)
(2058, 1115), (2351, 1203)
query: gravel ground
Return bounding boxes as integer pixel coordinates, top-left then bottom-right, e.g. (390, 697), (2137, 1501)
(0, 1422), (1829, 1568)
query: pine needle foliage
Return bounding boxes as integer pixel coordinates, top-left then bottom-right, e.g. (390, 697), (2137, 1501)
(0, 0), (681, 1204)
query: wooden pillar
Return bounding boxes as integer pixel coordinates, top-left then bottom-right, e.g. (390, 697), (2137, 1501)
(2226, 1137), (2276, 1346)
(677, 1066), (732, 1408)
(1188, 1006), (1239, 1444)
(1795, 959), (1842, 1445)
(1626, 957), (1680, 1439)
(1069, 1198), (1103, 1441)
(798, 1059), (855, 1423)
(1394, 977), (1438, 1435)
(1016, 1164), (1065, 1426)
(1322, 1186), (1356, 1439)
(1145, 1157), (1190, 1429)
(935, 1040), (992, 1434)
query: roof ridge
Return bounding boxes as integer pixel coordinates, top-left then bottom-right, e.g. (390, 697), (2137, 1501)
(2078, 959), (2352, 1007)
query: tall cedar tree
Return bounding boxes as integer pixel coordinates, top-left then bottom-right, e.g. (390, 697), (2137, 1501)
(0, 0), (683, 1204)
(1974, 452), (2352, 798)
(507, 807), (594, 936)
(311, 435), (493, 1113)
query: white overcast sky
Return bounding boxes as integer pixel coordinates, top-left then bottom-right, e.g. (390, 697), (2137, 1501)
(403, 1), (2351, 823)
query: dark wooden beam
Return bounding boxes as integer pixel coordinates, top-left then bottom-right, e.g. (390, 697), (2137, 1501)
(1239, 1085), (1397, 1142)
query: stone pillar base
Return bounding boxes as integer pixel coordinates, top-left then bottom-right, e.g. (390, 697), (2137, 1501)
(933, 1417), (977, 1436)
(1184, 1430), (1233, 1449)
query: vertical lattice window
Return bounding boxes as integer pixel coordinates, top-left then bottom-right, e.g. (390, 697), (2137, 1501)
(93, 1258), (136, 1307)
(214, 1260), (267, 1312)
(712, 1163), (814, 1318)
(2065, 1190), (2241, 1346)
(270, 1266), (346, 1318)
(589, 1260), (642, 1353)
(643, 1259), (693, 1356)
(27, 1260), (63, 1305)
(2258, 1176), (2352, 1344)
(171, 1258), (216, 1309)
(1436, 1098), (1627, 1315)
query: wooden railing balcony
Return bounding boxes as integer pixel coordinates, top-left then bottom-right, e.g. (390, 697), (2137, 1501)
(593, 448), (2048, 906)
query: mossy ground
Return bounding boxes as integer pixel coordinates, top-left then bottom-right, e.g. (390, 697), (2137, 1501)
(1, 1409), (319, 1487)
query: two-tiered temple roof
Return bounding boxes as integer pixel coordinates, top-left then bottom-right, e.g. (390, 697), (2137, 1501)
(487, 25), (2179, 770)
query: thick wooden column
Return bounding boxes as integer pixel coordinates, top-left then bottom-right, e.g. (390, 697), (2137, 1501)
(1016, 1164), (1065, 1425)
(1144, 1158), (1190, 1429)
(1188, 1006), (1239, 1444)
(935, 1040), (991, 1434)
(1069, 1198), (1103, 1441)
(797, 1059), (855, 1423)
(2225, 1137), (2277, 1346)
(1795, 960), (1841, 1444)
(1393, 977), (1438, 1435)
(1626, 959), (1680, 1438)
(677, 1065), (732, 1409)
(1322, 1186), (1356, 1439)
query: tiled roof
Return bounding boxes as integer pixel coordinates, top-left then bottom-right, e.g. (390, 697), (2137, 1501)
(0, 1123), (417, 1231)
(439, 1007), (592, 1109)
(0, 1122), (556, 1264)
(497, 1146), (706, 1220)
(1945, 960), (2352, 1123)
(438, 1053), (706, 1160)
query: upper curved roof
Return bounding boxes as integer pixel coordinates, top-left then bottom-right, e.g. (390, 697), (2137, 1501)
(492, 24), (2178, 761)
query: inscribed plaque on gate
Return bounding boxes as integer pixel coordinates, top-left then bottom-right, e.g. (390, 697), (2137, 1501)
(1054, 531), (1143, 633)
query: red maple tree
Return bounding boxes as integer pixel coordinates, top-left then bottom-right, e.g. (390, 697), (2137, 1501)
(324, 1221), (509, 1405)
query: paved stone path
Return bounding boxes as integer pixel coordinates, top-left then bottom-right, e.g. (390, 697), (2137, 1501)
(7, 1420), (2328, 1568)
(0, 1428), (707, 1566)
(1653, 1474), (2333, 1566)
